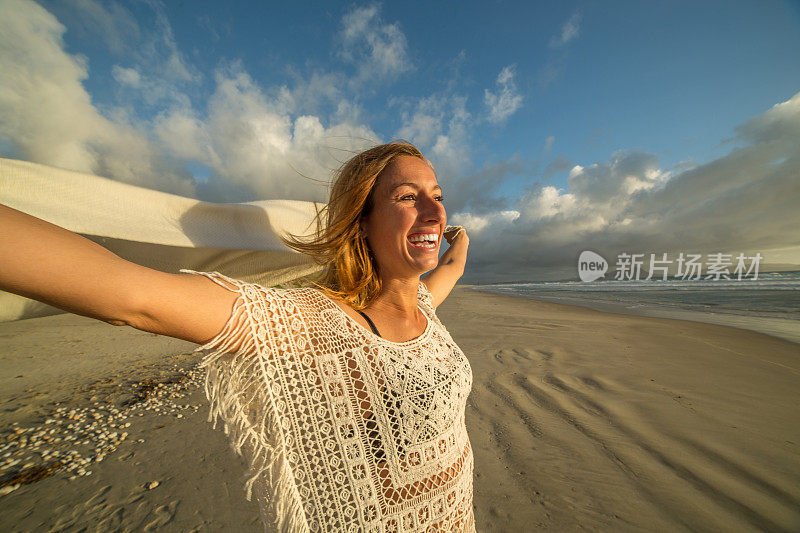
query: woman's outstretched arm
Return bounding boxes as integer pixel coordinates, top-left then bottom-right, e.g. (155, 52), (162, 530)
(422, 226), (469, 308)
(0, 204), (237, 344)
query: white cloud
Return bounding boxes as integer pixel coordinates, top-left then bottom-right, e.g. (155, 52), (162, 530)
(111, 65), (142, 87)
(0, 0), (194, 195)
(193, 65), (380, 202)
(549, 10), (582, 48)
(396, 94), (469, 149)
(543, 155), (572, 178)
(0, 0), (384, 203)
(393, 81), (532, 215)
(0, 0), (537, 214)
(59, 0), (195, 85)
(484, 65), (523, 123)
(0, 0), (97, 172)
(152, 108), (218, 165)
(733, 92), (800, 145)
(57, 0), (141, 55)
(543, 136), (555, 153)
(60, 0), (196, 116)
(137, 0), (195, 84)
(338, 4), (412, 86)
(518, 185), (578, 222)
(278, 70), (346, 116)
(450, 210), (519, 234)
(394, 97), (444, 147)
(454, 91), (800, 282)
(539, 10), (582, 89)
(565, 151), (665, 207)
(393, 93), (472, 182)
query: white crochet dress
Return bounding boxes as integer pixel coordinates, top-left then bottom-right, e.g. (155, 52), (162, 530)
(183, 270), (475, 532)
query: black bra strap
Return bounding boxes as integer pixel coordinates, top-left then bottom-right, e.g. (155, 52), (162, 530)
(356, 310), (381, 337)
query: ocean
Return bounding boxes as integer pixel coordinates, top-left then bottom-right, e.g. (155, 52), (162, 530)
(469, 271), (800, 345)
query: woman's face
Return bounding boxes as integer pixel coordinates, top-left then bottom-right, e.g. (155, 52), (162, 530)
(361, 155), (447, 279)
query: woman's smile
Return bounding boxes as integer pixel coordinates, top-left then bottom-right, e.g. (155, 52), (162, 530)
(407, 230), (440, 251)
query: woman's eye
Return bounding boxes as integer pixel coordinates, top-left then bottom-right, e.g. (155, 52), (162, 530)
(400, 194), (444, 202)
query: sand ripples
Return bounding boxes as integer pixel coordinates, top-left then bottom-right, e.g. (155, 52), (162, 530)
(469, 344), (800, 532)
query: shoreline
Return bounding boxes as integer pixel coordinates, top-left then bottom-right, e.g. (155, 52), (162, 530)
(467, 286), (800, 345)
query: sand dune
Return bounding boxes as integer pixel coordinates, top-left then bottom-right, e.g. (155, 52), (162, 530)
(1, 287), (798, 531)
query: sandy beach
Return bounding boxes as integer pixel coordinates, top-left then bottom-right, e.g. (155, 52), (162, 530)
(1, 286), (799, 531)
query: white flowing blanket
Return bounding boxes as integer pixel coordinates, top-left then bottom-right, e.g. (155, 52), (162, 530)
(0, 158), (324, 322)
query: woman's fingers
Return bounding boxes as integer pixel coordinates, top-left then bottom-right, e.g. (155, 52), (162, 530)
(443, 225), (465, 244)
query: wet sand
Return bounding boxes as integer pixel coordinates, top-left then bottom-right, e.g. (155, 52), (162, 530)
(1, 287), (799, 531)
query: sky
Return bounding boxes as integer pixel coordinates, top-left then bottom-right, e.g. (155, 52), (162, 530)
(1, 0), (799, 282)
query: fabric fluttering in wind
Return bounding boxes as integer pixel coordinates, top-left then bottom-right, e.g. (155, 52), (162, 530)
(0, 158), (324, 322)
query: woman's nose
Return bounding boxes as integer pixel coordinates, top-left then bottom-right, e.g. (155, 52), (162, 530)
(420, 194), (445, 222)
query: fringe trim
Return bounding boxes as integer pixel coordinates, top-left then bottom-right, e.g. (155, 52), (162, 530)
(181, 270), (310, 533)
(418, 280), (434, 312)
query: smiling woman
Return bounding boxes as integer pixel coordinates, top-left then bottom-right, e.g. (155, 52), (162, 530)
(0, 141), (473, 532)
(180, 142), (475, 531)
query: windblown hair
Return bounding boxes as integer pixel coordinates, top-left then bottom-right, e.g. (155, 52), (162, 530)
(281, 141), (429, 310)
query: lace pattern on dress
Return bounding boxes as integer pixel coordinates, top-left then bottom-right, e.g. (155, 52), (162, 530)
(184, 270), (474, 533)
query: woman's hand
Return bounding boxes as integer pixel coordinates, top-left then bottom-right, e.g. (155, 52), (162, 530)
(420, 225), (469, 307)
(443, 225), (469, 247)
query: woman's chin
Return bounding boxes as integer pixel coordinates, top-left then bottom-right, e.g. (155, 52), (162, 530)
(377, 244), (439, 275)
(412, 256), (439, 273)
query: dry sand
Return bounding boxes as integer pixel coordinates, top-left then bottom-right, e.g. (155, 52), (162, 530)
(1, 287), (799, 531)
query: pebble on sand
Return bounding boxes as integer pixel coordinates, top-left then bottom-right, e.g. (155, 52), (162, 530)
(0, 364), (205, 487)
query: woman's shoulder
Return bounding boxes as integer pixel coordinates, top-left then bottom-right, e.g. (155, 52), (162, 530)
(185, 272), (328, 355)
(181, 270), (319, 307)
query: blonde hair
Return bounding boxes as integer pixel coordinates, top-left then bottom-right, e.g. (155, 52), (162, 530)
(282, 141), (429, 310)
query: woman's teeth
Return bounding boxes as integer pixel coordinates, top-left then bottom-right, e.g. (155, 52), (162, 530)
(408, 234), (438, 249)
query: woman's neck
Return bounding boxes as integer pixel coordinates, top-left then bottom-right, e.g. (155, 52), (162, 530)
(368, 276), (421, 318)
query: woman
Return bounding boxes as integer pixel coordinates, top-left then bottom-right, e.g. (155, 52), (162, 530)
(0, 141), (473, 532)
